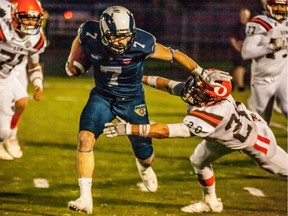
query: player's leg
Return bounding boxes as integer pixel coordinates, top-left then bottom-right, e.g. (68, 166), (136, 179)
(3, 75), (28, 158)
(249, 79), (276, 124)
(68, 94), (114, 214)
(275, 70), (287, 118)
(115, 97), (157, 192)
(0, 81), (15, 160)
(4, 97), (28, 158)
(181, 140), (233, 213)
(243, 121), (287, 176)
(233, 65), (246, 92)
(6, 64), (29, 157)
(0, 115), (14, 160)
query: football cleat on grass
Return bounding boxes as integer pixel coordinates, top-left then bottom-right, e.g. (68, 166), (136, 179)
(0, 144), (14, 160)
(135, 159), (158, 192)
(181, 198), (223, 213)
(68, 197), (92, 214)
(4, 138), (23, 158)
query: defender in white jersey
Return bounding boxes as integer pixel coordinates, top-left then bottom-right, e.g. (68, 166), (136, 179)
(0, 0), (46, 160)
(241, 0), (287, 124)
(103, 71), (287, 213)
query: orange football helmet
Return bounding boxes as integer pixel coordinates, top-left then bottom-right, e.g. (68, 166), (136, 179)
(11, 0), (43, 35)
(181, 71), (232, 107)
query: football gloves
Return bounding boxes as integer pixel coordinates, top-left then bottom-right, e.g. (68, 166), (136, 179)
(193, 66), (232, 87)
(103, 117), (132, 137)
(271, 38), (284, 51)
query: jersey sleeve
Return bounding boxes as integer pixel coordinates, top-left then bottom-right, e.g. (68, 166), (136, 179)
(241, 16), (274, 59)
(183, 109), (224, 138)
(245, 16), (272, 36)
(134, 28), (156, 56)
(78, 21), (99, 46)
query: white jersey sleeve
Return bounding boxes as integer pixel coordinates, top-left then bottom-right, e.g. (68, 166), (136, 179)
(242, 15), (275, 60)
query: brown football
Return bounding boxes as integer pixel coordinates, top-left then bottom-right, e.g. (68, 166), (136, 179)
(68, 46), (91, 76)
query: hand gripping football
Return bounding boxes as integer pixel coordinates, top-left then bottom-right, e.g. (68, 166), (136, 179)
(68, 46), (91, 76)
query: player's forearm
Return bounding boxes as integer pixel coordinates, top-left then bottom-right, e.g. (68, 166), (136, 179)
(28, 61), (43, 90)
(143, 75), (183, 96)
(241, 36), (274, 60)
(173, 49), (198, 71)
(151, 43), (198, 71)
(132, 123), (169, 139)
(131, 123), (191, 138)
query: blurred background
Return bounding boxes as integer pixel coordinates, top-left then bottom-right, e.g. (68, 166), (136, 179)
(40, 0), (263, 79)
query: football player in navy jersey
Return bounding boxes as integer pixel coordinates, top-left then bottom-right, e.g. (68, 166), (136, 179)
(66, 5), (232, 214)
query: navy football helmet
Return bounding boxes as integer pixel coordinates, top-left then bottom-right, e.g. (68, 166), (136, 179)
(100, 6), (136, 55)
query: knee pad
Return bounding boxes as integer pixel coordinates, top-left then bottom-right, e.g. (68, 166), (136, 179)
(190, 144), (207, 168)
(132, 142), (153, 160)
(130, 136), (153, 160)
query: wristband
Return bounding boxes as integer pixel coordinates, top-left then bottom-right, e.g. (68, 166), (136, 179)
(32, 78), (43, 90)
(147, 76), (158, 88)
(139, 124), (150, 137)
(192, 65), (205, 76)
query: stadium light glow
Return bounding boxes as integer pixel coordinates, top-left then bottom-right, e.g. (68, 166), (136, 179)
(64, 10), (73, 20)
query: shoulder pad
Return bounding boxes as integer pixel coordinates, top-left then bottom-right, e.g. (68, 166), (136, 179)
(132, 28), (156, 54)
(33, 32), (46, 52)
(246, 15), (273, 35)
(0, 18), (12, 42)
(183, 109), (223, 137)
(78, 21), (100, 44)
(0, 0), (12, 18)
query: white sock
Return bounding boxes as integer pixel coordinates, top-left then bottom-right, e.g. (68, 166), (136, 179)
(78, 178), (92, 201)
(203, 193), (218, 203)
(9, 128), (18, 139)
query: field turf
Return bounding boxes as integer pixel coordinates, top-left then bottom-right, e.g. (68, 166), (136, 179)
(0, 77), (287, 216)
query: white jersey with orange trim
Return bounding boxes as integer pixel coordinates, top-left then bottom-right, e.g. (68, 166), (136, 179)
(0, 1), (46, 79)
(242, 15), (287, 79)
(183, 95), (263, 150)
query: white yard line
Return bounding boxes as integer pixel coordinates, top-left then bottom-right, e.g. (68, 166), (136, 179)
(33, 178), (50, 188)
(243, 187), (265, 197)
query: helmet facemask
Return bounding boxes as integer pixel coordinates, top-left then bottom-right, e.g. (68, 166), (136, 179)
(181, 76), (212, 107)
(13, 11), (43, 35)
(265, 0), (287, 21)
(100, 6), (136, 55)
(181, 75), (232, 107)
(11, 0), (43, 35)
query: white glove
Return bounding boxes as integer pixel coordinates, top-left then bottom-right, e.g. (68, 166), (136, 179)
(271, 38), (284, 51)
(193, 66), (232, 87)
(103, 117), (132, 137)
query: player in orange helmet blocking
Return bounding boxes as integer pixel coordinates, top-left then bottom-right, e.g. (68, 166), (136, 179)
(104, 69), (287, 213)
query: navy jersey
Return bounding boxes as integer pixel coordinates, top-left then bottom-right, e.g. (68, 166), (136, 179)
(78, 21), (156, 98)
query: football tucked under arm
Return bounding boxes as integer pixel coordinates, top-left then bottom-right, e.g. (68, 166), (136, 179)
(66, 44), (91, 76)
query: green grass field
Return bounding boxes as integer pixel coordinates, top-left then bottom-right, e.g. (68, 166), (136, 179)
(0, 77), (287, 216)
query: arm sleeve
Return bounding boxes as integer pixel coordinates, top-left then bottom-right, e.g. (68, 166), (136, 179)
(241, 34), (274, 59)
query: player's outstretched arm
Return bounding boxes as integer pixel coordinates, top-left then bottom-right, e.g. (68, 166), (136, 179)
(150, 43), (232, 87)
(103, 117), (191, 139)
(142, 75), (184, 96)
